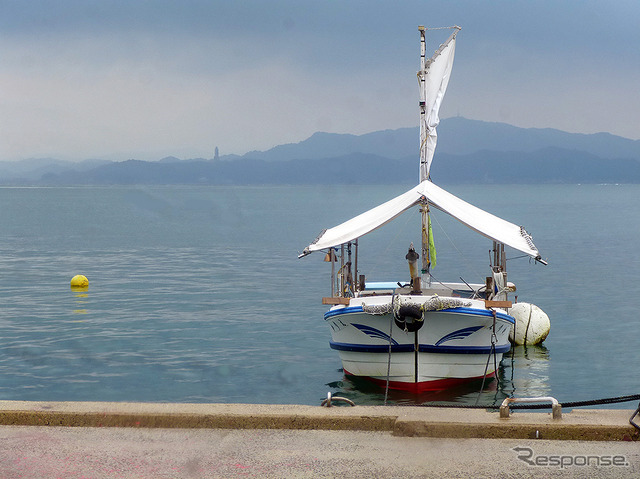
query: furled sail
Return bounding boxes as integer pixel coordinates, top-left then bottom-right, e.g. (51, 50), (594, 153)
(300, 180), (542, 262)
(419, 26), (460, 182)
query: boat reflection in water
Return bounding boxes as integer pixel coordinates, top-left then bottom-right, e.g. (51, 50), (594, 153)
(327, 344), (551, 407)
(502, 344), (552, 398)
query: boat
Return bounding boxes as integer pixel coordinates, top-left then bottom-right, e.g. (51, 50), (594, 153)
(299, 26), (547, 393)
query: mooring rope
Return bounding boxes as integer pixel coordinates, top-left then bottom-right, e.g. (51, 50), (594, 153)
(383, 291), (397, 406)
(411, 393), (640, 410)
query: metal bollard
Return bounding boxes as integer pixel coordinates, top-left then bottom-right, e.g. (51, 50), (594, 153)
(629, 402), (640, 432)
(321, 392), (355, 407)
(500, 396), (562, 419)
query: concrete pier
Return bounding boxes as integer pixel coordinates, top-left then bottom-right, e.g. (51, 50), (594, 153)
(0, 400), (638, 441)
(0, 401), (638, 478)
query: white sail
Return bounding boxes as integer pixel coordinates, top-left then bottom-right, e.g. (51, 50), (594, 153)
(301, 180), (542, 262)
(419, 27), (459, 182)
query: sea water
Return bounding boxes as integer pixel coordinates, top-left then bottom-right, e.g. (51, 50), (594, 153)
(0, 184), (638, 408)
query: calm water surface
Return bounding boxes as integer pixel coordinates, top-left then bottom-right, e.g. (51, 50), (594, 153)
(0, 185), (638, 408)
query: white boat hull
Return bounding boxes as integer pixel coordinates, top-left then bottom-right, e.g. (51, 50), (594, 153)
(325, 296), (513, 392)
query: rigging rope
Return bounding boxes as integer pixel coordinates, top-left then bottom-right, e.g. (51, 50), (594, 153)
(365, 206), (416, 280)
(423, 25), (461, 31)
(429, 213), (485, 282)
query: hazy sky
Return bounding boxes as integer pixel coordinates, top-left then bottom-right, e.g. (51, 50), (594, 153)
(1, 0), (638, 162)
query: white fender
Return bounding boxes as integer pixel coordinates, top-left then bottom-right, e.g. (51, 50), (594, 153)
(509, 302), (550, 345)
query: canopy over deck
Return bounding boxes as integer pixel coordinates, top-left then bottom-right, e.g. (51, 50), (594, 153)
(300, 181), (543, 262)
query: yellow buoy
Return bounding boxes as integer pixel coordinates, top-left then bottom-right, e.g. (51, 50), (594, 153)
(70, 274), (89, 289)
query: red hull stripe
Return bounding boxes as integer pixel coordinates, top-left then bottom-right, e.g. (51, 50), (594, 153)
(343, 369), (496, 392)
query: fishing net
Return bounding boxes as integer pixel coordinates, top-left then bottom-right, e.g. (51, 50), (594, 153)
(361, 294), (470, 316)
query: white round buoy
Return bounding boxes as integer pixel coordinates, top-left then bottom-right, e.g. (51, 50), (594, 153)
(509, 302), (550, 345)
(70, 274), (89, 289)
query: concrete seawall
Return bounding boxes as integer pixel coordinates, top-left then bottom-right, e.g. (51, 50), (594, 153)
(0, 401), (638, 442)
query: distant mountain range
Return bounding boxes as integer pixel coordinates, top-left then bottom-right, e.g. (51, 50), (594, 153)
(2, 117), (640, 185)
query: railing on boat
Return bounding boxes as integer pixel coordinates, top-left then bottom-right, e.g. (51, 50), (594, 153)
(322, 239), (514, 306)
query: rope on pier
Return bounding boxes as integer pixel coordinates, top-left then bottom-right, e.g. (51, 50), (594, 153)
(413, 393), (640, 410)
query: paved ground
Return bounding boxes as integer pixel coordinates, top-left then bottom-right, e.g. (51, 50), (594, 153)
(0, 426), (638, 478)
(0, 401), (638, 478)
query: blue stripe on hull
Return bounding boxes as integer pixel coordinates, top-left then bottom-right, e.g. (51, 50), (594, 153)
(324, 305), (515, 324)
(330, 341), (510, 355)
(324, 306), (365, 319)
(329, 342), (414, 353)
(418, 343), (511, 354)
(451, 307), (515, 324)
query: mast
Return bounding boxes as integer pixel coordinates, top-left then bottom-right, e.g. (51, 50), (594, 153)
(418, 27), (428, 282)
(418, 26), (427, 183)
(418, 25), (460, 284)
(418, 25), (460, 183)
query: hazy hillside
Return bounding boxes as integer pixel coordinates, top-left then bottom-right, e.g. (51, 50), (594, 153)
(2, 118), (640, 185)
(240, 117), (640, 162)
(242, 129), (417, 161)
(436, 118), (640, 159)
(429, 147), (640, 184)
